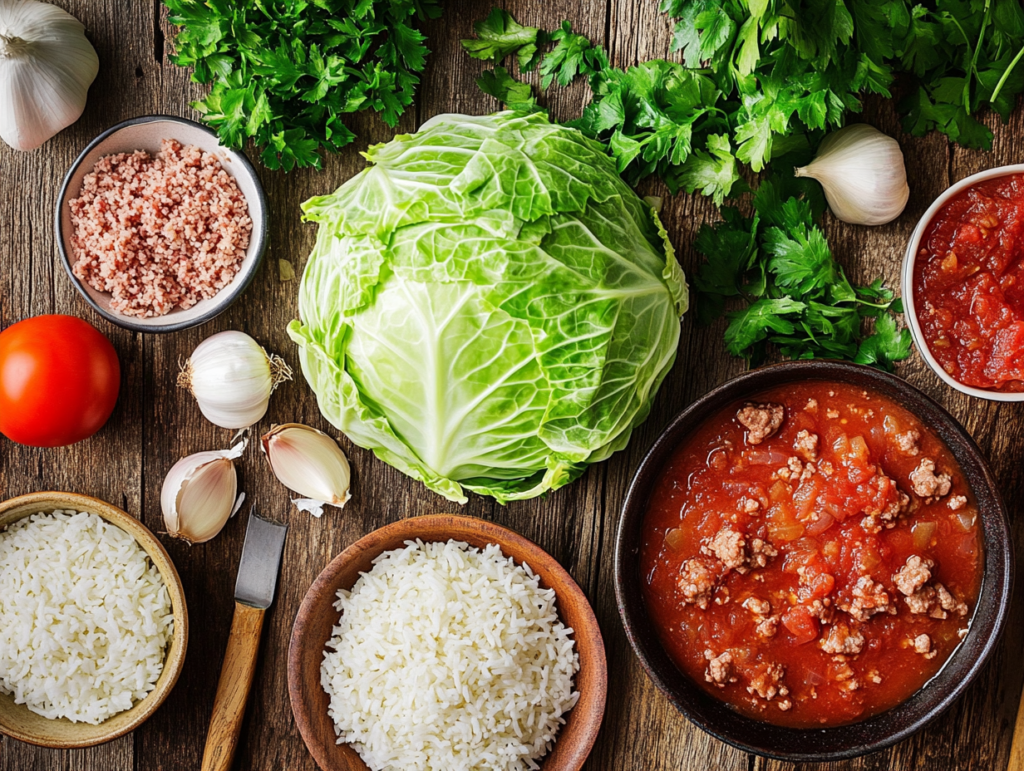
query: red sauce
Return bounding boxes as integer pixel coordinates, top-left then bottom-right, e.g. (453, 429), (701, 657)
(913, 173), (1024, 391)
(641, 382), (982, 728)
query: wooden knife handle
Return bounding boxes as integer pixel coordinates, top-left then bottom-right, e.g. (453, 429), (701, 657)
(201, 602), (266, 771)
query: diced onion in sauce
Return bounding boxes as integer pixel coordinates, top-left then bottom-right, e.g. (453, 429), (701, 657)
(746, 449), (790, 466)
(912, 521), (937, 550)
(804, 667), (827, 687)
(805, 511), (835, 536)
(859, 546), (882, 571)
(955, 510), (977, 531)
(664, 528), (685, 550)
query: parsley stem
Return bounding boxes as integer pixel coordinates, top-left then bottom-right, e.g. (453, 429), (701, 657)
(963, 0), (992, 111)
(991, 42), (1024, 105)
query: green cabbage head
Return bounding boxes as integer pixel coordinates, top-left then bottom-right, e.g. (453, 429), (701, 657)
(288, 112), (687, 504)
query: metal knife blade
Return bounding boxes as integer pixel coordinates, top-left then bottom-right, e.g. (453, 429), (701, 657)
(234, 510), (288, 609)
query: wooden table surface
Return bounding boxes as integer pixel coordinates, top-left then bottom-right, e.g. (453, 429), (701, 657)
(1, 1), (1022, 770)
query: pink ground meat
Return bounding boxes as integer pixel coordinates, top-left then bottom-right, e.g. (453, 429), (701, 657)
(69, 139), (252, 318)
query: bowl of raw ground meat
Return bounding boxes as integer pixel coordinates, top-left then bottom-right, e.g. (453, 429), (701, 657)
(55, 115), (268, 333)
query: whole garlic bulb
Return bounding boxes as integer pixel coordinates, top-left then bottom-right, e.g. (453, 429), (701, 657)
(178, 331), (292, 430)
(794, 124), (909, 226)
(0, 0), (99, 151)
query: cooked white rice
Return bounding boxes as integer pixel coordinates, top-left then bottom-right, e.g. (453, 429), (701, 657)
(0, 510), (174, 724)
(321, 539), (580, 771)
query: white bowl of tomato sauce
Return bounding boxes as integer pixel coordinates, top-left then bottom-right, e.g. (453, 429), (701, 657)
(903, 164), (1024, 399)
(614, 360), (1012, 761)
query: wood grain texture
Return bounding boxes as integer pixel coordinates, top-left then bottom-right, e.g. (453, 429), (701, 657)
(0, 1), (1021, 770)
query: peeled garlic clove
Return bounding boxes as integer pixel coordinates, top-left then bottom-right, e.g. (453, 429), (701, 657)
(178, 331), (292, 430)
(794, 124), (909, 226)
(161, 441), (245, 544)
(261, 423), (351, 517)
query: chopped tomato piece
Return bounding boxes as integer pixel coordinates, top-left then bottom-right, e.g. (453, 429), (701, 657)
(782, 606), (819, 645)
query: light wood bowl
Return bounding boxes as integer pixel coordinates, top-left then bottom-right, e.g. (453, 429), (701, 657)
(288, 514), (608, 771)
(0, 492), (188, 748)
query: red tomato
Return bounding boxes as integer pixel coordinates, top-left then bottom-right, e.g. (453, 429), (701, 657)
(0, 315), (120, 447)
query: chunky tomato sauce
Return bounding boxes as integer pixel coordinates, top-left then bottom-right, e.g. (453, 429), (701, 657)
(641, 382), (982, 728)
(914, 173), (1024, 390)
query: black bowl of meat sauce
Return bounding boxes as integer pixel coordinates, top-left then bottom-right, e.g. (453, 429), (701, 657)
(614, 360), (1012, 761)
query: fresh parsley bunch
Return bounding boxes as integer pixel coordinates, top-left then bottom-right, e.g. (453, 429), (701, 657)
(461, 9), (912, 371)
(164, 0), (442, 170)
(663, 0), (1024, 152)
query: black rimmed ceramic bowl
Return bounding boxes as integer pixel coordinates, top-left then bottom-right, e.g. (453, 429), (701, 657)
(614, 360), (1012, 761)
(55, 115), (268, 334)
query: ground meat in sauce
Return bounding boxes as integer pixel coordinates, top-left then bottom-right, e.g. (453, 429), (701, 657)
(678, 558), (716, 609)
(913, 634), (937, 659)
(894, 556), (933, 596)
(746, 662), (787, 701)
(840, 576), (892, 622)
(756, 615), (780, 638)
(743, 597), (771, 616)
(910, 458), (952, 499)
(641, 381), (982, 729)
(896, 430), (920, 455)
(895, 562), (970, 619)
(705, 650), (734, 686)
(794, 430), (818, 460)
(737, 403), (784, 444)
(821, 623), (865, 655)
(703, 527), (746, 570)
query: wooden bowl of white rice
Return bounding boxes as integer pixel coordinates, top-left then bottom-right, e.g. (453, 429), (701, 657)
(0, 492), (187, 748)
(288, 515), (607, 771)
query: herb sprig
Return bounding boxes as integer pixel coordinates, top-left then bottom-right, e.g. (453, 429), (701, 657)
(164, 0), (442, 170)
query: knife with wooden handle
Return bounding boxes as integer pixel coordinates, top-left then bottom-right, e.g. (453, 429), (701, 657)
(201, 511), (288, 771)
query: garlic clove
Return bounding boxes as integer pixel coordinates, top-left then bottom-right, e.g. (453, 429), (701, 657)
(0, 0), (99, 151)
(794, 123), (909, 226)
(161, 441), (245, 544)
(261, 423), (352, 516)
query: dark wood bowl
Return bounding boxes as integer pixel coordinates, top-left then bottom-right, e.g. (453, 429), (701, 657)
(288, 514), (607, 771)
(614, 360), (1013, 762)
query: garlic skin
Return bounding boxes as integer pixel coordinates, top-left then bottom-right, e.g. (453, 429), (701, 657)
(178, 331), (292, 430)
(0, 0), (99, 151)
(161, 441), (246, 544)
(794, 124), (909, 226)
(261, 423), (351, 517)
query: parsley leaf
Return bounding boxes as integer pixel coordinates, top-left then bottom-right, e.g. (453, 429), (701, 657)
(856, 314), (914, 368)
(477, 67), (540, 112)
(540, 22), (608, 88)
(461, 9), (547, 71)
